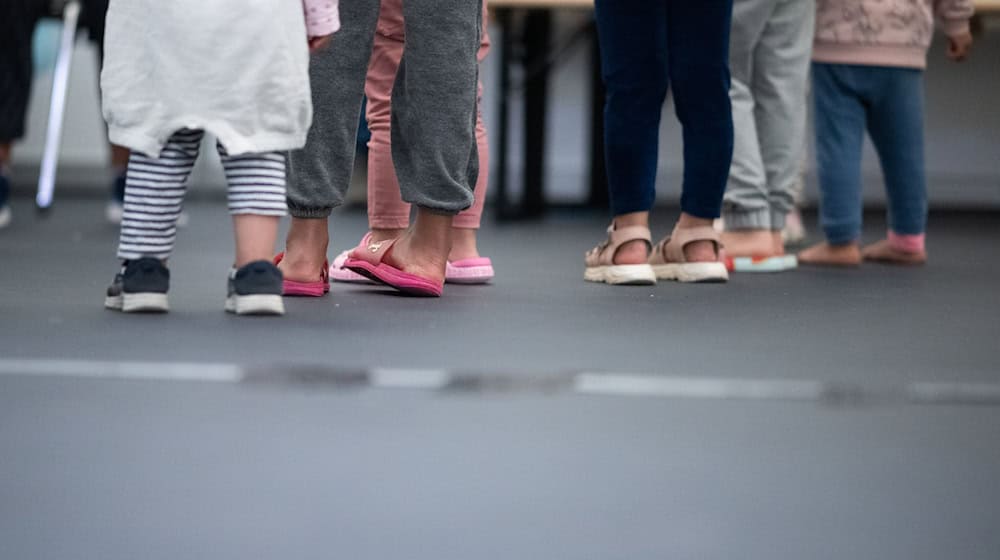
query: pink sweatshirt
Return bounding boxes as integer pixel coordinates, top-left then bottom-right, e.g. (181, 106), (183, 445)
(813, 0), (975, 69)
(303, 0), (340, 37)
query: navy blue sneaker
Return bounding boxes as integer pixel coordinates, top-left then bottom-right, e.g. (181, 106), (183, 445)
(0, 173), (11, 229)
(225, 260), (284, 315)
(105, 258), (170, 313)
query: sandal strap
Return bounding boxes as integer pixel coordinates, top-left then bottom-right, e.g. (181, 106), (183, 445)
(586, 223), (652, 267)
(654, 226), (722, 264)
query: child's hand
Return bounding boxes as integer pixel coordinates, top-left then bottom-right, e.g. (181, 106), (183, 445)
(309, 35), (332, 53)
(947, 31), (973, 62)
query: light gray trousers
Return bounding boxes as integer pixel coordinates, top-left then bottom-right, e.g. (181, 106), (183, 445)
(286, 0), (481, 218)
(722, 0), (814, 231)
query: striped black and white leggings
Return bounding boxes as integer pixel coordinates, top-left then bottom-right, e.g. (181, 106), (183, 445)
(117, 129), (287, 260)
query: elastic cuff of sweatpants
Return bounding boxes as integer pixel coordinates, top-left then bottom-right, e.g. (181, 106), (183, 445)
(770, 210), (788, 232)
(368, 215), (410, 230)
(287, 204), (334, 219)
(416, 203), (470, 217)
(722, 208), (770, 231)
(824, 226), (860, 246)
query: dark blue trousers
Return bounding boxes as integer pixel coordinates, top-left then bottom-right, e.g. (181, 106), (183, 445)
(813, 63), (928, 244)
(594, 0), (734, 219)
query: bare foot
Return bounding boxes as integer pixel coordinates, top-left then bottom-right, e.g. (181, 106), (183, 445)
(382, 234), (448, 286)
(721, 229), (781, 258)
(379, 211), (452, 286)
(279, 218), (329, 282)
(798, 242), (861, 267)
(449, 228), (482, 261)
(862, 239), (927, 265)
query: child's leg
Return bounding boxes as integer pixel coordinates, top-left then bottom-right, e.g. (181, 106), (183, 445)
(450, 80), (491, 261)
(593, 0), (669, 266)
(216, 144), (287, 266)
(865, 67), (928, 262)
(451, 4), (491, 234)
(753, 0), (814, 234)
(799, 63), (864, 265)
(365, 0), (491, 259)
(813, 64), (865, 243)
(365, 0), (411, 238)
(723, 0), (773, 242)
(117, 129), (203, 260)
(725, 0), (814, 259)
(666, 0), (734, 263)
(219, 145), (287, 315)
(282, 0), (382, 282)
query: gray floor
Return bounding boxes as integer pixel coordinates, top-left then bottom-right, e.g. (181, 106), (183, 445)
(2, 196), (999, 559)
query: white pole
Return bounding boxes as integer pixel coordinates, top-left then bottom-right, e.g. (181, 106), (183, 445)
(36, 0), (82, 211)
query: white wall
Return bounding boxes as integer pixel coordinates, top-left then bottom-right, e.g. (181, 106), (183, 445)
(13, 15), (1000, 207)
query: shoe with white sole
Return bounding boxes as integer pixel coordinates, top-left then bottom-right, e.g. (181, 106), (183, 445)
(331, 245), (496, 285)
(105, 257), (171, 313)
(584, 223), (656, 285)
(225, 260), (285, 316)
(649, 225), (728, 283)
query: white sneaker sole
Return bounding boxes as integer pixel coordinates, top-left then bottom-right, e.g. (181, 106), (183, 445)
(652, 262), (729, 283)
(104, 292), (169, 313)
(584, 264), (657, 285)
(225, 294), (285, 316)
(0, 206), (11, 229)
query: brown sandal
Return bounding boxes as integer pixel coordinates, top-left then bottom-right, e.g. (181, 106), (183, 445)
(649, 225), (729, 283)
(584, 223), (656, 285)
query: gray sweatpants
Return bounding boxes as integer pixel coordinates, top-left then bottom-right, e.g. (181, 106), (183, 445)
(722, 0), (814, 231)
(287, 0), (481, 218)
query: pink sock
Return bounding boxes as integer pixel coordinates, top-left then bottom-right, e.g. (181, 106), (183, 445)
(888, 231), (925, 253)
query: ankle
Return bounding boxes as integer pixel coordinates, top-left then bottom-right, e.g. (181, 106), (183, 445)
(371, 228), (405, 243)
(449, 228), (481, 261)
(613, 211), (650, 230)
(888, 231), (925, 254)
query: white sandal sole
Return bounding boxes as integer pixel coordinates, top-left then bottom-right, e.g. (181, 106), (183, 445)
(585, 264), (657, 285)
(652, 262), (729, 283)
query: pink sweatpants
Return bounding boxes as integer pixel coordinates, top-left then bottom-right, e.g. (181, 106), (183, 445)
(365, 0), (490, 230)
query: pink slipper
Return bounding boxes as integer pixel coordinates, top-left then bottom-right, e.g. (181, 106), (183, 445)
(342, 233), (444, 297)
(330, 235), (494, 286)
(445, 257), (494, 284)
(329, 250), (373, 284)
(273, 252), (329, 297)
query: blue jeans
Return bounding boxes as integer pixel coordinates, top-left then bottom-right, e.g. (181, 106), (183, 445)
(813, 63), (928, 244)
(594, 0), (734, 219)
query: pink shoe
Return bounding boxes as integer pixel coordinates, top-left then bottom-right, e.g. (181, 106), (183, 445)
(445, 257), (494, 284)
(331, 235), (494, 286)
(274, 252), (329, 297)
(329, 250), (374, 284)
(343, 233), (444, 297)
